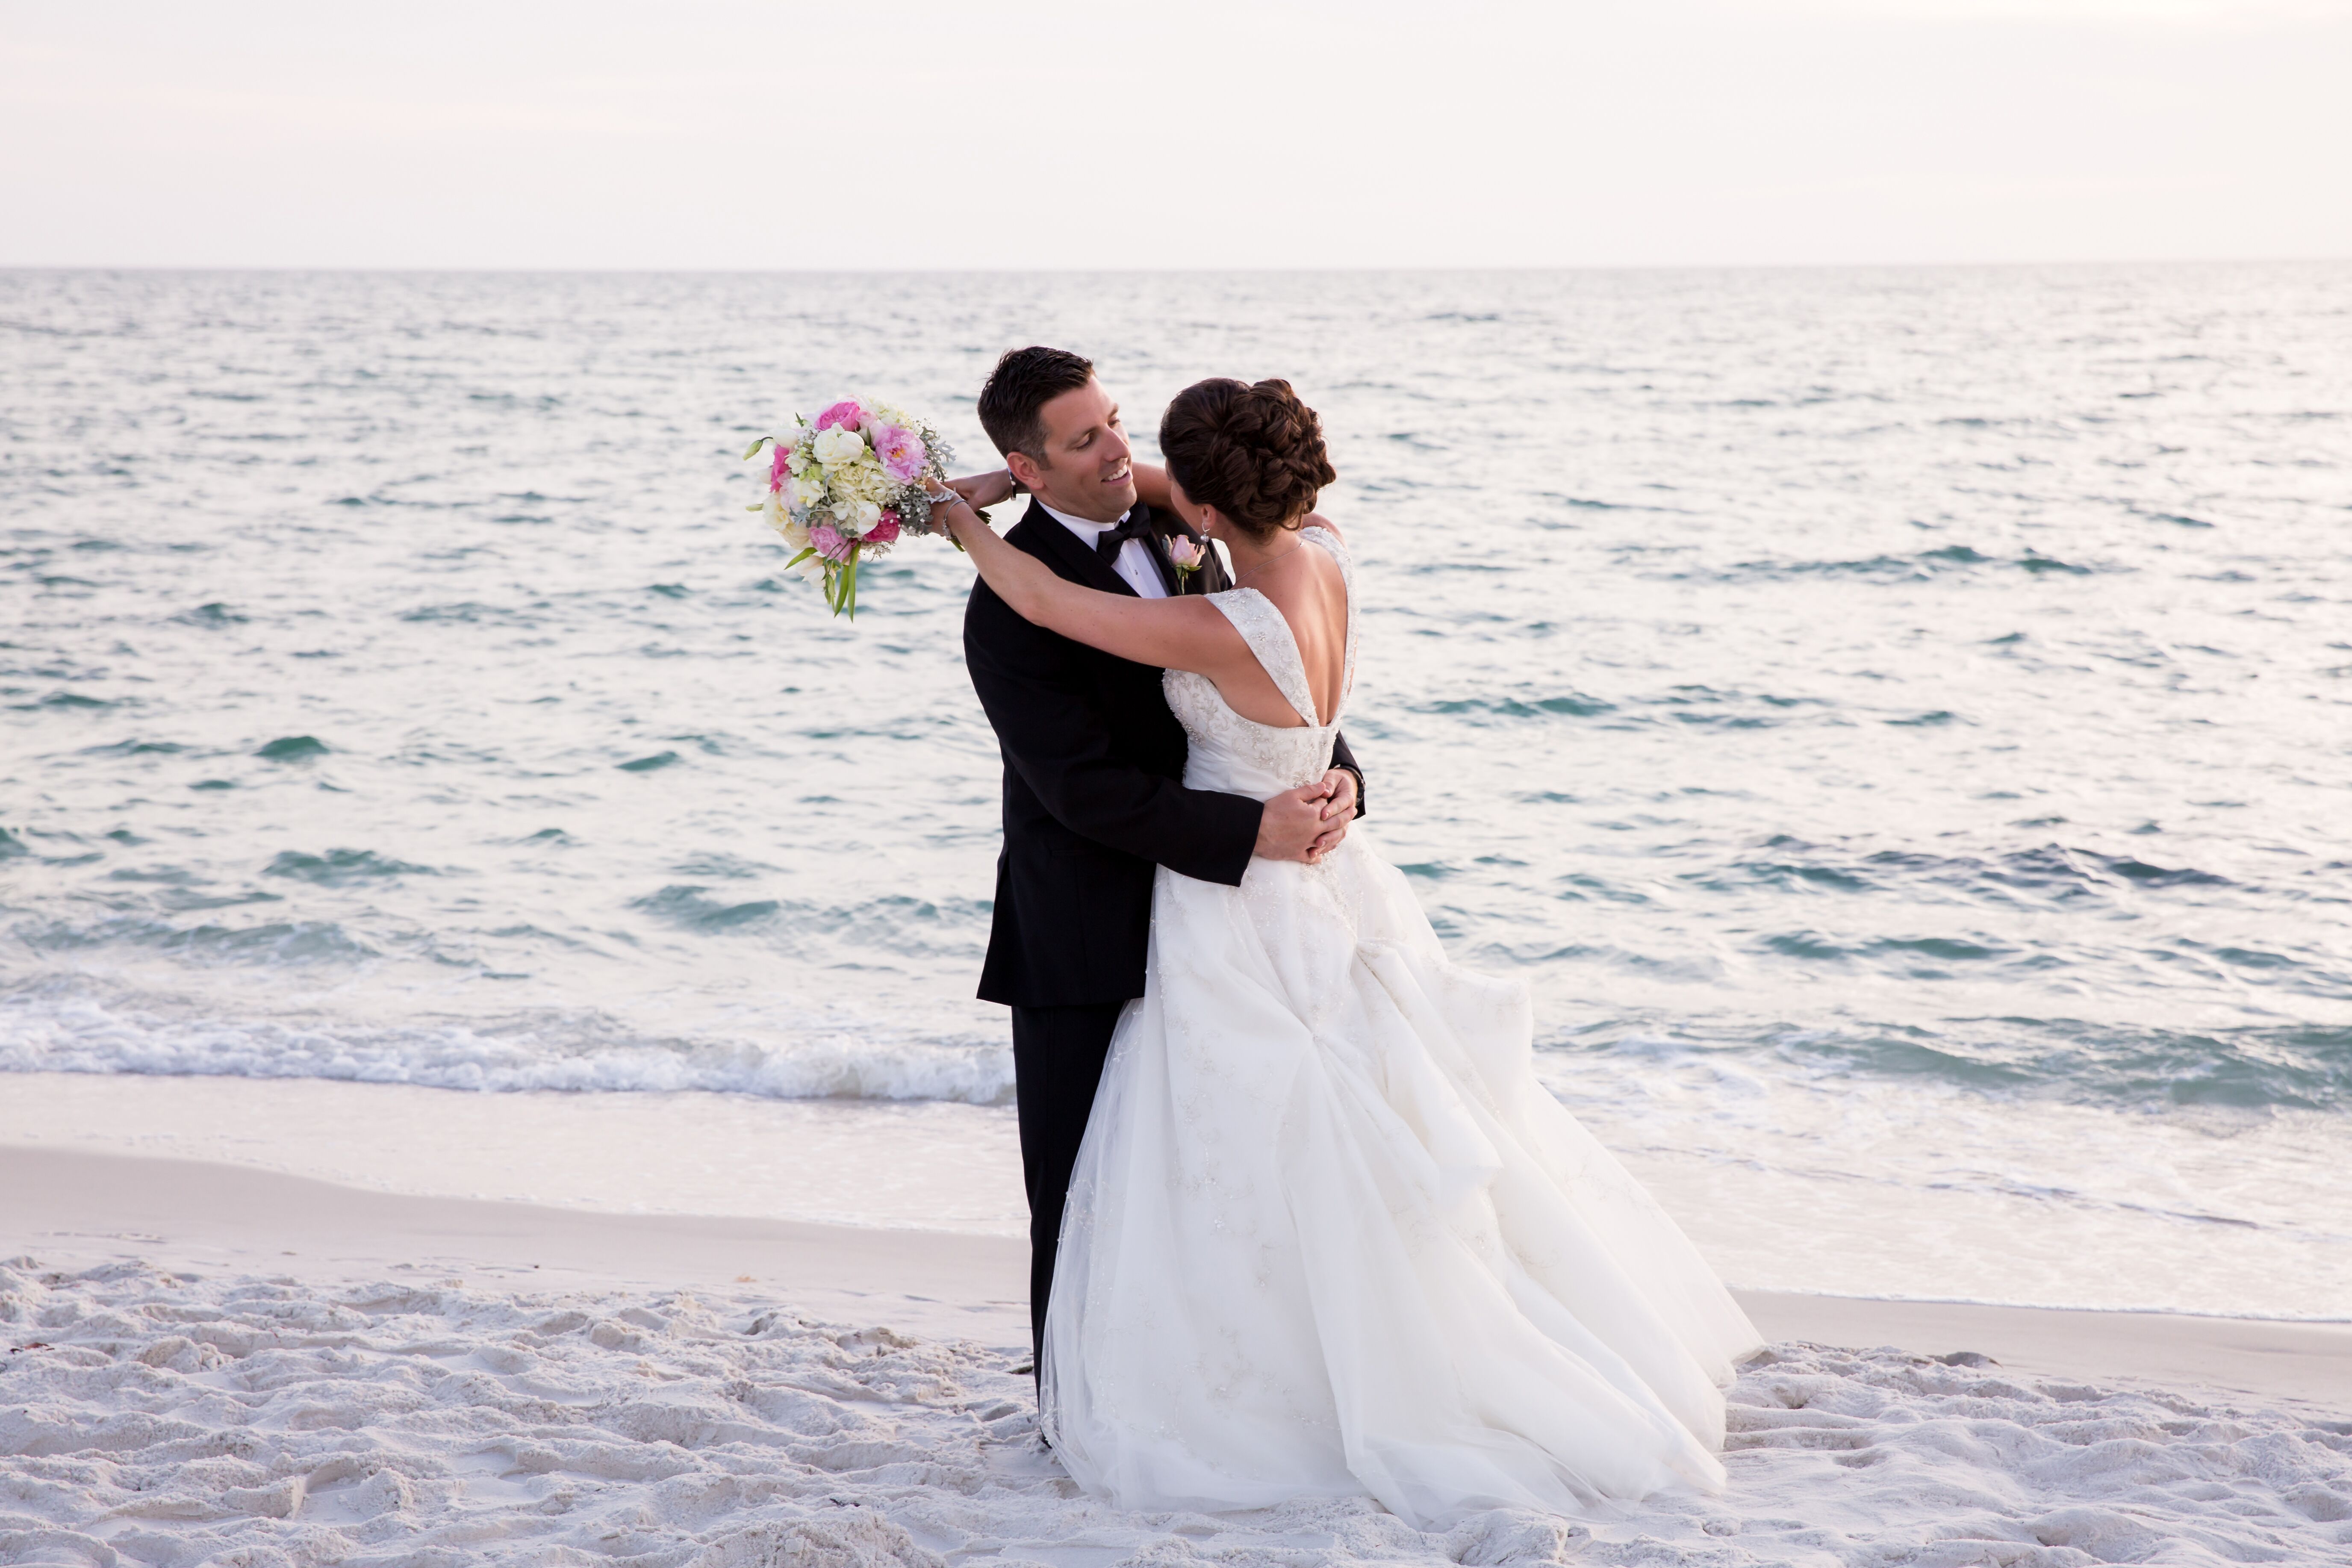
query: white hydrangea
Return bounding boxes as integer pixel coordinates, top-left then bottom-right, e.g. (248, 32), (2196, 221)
(826, 460), (891, 507)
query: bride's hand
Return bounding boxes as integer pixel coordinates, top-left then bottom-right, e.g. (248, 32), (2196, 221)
(946, 470), (1017, 510)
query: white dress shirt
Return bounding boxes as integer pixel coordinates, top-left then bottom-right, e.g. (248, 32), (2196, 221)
(1039, 502), (1169, 600)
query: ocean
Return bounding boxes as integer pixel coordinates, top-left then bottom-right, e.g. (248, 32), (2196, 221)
(3, 264), (2346, 1318)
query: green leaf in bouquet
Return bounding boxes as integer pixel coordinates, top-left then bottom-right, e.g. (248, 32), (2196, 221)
(784, 547), (817, 569)
(743, 436), (772, 461)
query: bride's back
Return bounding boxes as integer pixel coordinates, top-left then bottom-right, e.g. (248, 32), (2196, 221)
(1212, 522), (1350, 729)
(1164, 525), (1355, 800)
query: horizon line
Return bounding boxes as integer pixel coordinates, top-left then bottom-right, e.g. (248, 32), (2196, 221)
(3, 256), (2349, 277)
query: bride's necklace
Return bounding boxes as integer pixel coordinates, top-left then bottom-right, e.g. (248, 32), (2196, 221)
(1232, 541), (1304, 586)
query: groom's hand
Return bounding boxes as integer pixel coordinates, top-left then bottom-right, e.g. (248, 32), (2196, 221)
(1255, 782), (1347, 864)
(1306, 769), (1358, 863)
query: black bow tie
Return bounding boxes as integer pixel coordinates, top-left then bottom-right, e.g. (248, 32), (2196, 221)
(1094, 513), (1151, 563)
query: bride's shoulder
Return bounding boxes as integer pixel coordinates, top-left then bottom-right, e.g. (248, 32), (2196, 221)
(1300, 511), (1344, 543)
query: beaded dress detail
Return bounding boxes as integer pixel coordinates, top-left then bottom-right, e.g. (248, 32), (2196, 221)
(1040, 527), (1760, 1528)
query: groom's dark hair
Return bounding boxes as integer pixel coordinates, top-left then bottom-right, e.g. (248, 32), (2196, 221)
(978, 346), (1095, 464)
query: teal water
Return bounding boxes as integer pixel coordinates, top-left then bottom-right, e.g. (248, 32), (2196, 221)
(3, 266), (2348, 1312)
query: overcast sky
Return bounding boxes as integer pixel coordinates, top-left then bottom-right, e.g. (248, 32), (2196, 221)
(3, 0), (2346, 269)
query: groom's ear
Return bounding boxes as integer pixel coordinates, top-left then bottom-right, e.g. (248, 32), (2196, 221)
(1006, 450), (1043, 492)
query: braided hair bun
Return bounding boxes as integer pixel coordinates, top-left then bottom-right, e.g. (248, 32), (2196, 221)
(1158, 378), (1336, 540)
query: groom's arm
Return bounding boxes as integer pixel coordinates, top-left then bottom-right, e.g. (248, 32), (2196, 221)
(967, 584), (1261, 887)
(1329, 733), (1366, 822)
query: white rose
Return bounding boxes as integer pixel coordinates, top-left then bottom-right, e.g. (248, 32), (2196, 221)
(812, 426), (866, 468)
(843, 498), (882, 535)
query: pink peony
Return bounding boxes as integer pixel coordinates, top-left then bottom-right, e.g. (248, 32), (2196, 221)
(769, 440), (792, 492)
(811, 522), (853, 563)
(864, 510), (901, 546)
(871, 424), (927, 484)
(814, 400), (864, 434)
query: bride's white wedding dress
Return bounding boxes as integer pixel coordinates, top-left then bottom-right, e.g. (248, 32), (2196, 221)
(1040, 526), (1761, 1528)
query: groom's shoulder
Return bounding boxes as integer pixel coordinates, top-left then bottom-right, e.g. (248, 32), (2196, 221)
(1000, 500), (1060, 560)
(964, 506), (1058, 648)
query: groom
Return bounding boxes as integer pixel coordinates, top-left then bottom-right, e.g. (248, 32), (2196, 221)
(955, 346), (1367, 1379)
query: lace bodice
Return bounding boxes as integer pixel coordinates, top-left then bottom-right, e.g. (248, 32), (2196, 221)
(1164, 526), (1358, 798)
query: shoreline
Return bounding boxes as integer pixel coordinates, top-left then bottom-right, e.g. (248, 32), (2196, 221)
(6, 1143), (2346, 1412)
(4, 1067), (2342, 1322)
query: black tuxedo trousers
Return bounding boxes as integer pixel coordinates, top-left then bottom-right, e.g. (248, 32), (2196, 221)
(963, 501), (1366, 1373)
(1008, 999), (1125, 1371)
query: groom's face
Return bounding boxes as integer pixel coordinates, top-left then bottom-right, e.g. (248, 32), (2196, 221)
(1020, 377), (1138, 523)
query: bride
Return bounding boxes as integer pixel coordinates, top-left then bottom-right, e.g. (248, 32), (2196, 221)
(929, 377), (1760, 1527)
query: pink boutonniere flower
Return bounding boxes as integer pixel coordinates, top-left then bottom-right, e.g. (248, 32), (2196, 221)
(1167, 534), (1205, 579)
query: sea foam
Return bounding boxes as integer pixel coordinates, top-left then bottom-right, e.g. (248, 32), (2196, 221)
(0, 987), (1014, 1105)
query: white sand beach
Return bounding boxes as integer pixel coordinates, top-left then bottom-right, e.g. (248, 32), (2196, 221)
(5, 1129), (2349, 1567)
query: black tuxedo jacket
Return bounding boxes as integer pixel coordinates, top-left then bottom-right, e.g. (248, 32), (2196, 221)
(964, 499), (1365, 1008)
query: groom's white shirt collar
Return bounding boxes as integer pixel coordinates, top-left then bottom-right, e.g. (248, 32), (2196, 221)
(1038, 500), (1168, 599)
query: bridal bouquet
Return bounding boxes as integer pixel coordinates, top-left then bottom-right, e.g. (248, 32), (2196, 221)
(743, 397), (958, 619)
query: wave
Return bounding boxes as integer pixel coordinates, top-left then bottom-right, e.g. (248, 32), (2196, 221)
(1551, 1014), (2352, 1113)
(7, 967), (2344, 1119)
(0, 985), (1015, 1105)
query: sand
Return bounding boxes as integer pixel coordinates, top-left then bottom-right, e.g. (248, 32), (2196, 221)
(4, 1143), (2350, 1567)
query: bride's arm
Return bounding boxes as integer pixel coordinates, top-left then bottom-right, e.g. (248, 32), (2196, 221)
(942, 463), (1175, 515)
(944, 469), (1018, 510)
(938, 495), (1244, 678)
(1129, 463), (1173, 510)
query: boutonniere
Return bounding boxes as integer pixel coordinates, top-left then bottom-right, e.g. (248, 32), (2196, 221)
(1167, 534), (1206, 581)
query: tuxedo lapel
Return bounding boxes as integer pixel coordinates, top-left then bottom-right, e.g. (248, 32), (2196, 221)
(1015, 499), (1138, 598)
(1134, 503), (1183, 596)
(1194, 536), (1233, 593)
(1143, 504), (1229, 595)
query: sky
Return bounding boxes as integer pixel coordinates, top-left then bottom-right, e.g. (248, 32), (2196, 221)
(1, 0), (2346, 270)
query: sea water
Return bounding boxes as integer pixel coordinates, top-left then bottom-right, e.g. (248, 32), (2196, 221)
(3, 266), (2346, 1316)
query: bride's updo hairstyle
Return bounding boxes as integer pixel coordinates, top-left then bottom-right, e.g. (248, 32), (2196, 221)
(1158, 378), (1336, 540)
